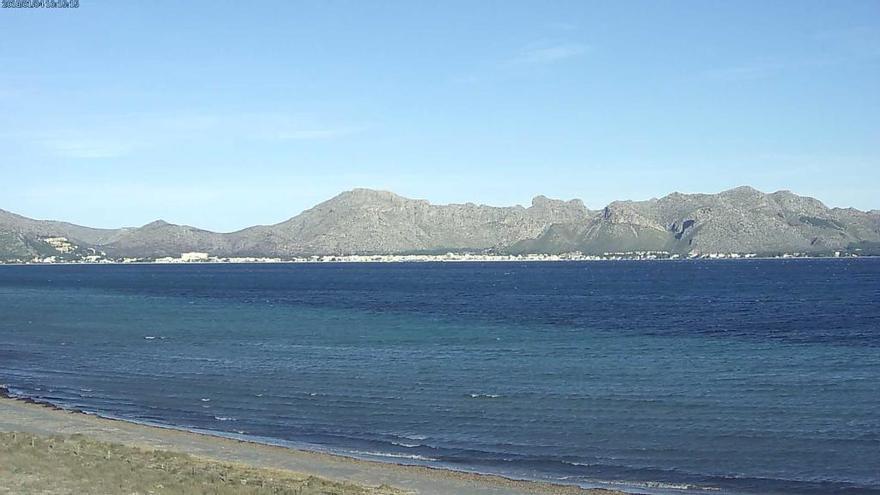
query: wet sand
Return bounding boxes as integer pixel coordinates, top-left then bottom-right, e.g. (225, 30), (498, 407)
(0, 395), (629, 495)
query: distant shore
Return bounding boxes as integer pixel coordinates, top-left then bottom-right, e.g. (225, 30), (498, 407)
(0, 251), (872, 266)
(0, 389), (630, 495)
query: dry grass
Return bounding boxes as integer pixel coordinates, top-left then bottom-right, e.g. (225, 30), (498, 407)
(0, 432), (405, 495)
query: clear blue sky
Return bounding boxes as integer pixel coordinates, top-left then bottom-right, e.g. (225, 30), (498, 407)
(1, 1), (877, 231)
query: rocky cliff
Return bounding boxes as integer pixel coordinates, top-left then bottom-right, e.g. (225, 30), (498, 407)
(511, 187), (880, 255)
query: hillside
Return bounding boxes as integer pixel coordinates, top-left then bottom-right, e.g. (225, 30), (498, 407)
(2, 187), (878, 261)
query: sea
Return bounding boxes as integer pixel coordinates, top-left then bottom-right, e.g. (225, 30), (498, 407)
(0, 260), (878, 494)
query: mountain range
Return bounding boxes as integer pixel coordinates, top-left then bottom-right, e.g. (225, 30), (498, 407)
(2, 186), (879, 261)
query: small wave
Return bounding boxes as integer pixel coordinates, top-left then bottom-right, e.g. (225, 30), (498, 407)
(214, 416), (236, 422)
(200, 398), (211, 402)
(390, 441), (421, 448)
(603, 479), (721, 491)
(400, 434), (428, 441)
(144, 336), (156, 340)
(349, 450), (437, 462)
(469, 393), (501, 399)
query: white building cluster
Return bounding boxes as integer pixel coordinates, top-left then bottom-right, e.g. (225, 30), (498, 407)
(42, 237), (75, 253)
(2, 249), (858, 265)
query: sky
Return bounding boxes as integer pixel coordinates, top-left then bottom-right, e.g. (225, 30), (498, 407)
(1, 0), (878, 232)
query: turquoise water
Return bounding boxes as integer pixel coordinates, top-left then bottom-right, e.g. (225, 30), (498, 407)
(0, 260), (878, 494)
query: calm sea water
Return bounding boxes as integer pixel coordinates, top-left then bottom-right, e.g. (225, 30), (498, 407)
(0, 261), (878, 494)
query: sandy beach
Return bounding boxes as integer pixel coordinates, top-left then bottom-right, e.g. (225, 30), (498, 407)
(0, 395), (629, 495)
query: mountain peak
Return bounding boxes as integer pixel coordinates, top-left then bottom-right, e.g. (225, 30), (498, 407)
(329, 188), (408, 205)
(721, 185), (764, 196)
(343, 188), (400, 198)
(142, 220), (171, 229)
(531, 195), (587, 212)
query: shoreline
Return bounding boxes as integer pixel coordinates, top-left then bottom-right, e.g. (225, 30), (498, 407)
(0, 387), (635, 495)
(0, 255), (874, 267)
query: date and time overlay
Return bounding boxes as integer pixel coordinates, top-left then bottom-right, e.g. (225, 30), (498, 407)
(3, 0), (79, 8)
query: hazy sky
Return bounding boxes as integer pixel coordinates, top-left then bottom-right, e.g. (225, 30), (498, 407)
(1, 1), (878, 231)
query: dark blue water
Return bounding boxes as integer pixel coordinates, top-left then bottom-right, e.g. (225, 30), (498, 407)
(1, 260), (878, 494)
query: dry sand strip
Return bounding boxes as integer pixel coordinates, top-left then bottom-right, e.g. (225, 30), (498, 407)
(0, 396), (631, 495)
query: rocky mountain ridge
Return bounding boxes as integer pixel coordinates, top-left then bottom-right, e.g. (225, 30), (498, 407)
(1, 187), (878, 261)
(512, 186), (880, 255)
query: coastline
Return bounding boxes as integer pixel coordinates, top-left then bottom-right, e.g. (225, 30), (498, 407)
(0, 388), (632, 495)
(0, 254), (873, 267)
